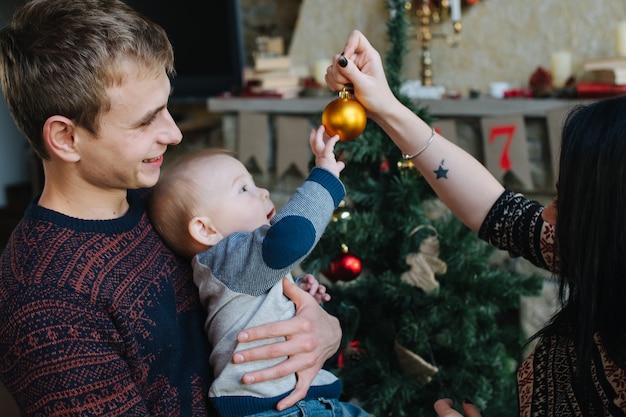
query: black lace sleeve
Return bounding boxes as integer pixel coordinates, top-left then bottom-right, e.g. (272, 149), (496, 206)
(478, 189), (555, 272)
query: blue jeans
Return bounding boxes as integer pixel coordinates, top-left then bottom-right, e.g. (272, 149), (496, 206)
(249, 397), (372, 417)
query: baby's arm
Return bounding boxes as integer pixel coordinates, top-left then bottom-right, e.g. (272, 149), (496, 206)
(295, 274), (331, 304)
(310, 125), (345, 177)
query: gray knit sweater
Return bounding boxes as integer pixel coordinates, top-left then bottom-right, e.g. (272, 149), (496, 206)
(192, 167), (345, 417)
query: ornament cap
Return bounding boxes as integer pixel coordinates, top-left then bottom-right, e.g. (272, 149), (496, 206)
(339, 84), (354, 99)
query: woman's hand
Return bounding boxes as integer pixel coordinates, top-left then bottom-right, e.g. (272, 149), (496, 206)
(232, 277), (341, 411)
(326, 30), (505, 232)
(324, 30), (397, 125)
(434, 399), (483, 417)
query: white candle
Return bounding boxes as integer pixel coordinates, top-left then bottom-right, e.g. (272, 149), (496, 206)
(450, 0), (461, 22)
(550, 51), (572, 88)
(313, 59), (331, 86)
(616, 21), (626, 57)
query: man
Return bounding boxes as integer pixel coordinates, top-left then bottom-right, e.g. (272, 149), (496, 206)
(0, 1), (340, 415)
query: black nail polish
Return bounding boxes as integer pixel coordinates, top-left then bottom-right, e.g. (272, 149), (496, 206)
(463, 398), (474, 405)
(338, 55), (348, 68)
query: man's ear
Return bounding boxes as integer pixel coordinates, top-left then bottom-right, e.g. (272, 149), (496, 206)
(42, 115), (80, 162)
(188, 216), (223, 247)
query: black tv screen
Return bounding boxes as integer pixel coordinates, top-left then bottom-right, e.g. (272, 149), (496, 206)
(123, 0), (245, 100)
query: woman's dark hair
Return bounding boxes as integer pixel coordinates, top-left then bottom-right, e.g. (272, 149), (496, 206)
(539, 95), (626, 410)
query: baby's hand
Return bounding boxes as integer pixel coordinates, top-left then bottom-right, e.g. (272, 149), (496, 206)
(295, 274), (331, 304)
(309, 125), (345, 177)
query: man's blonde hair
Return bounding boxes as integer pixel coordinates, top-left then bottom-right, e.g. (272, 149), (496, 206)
(0, 0), (175, 159)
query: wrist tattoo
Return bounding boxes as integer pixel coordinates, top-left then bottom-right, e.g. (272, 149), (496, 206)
(434, 159), (448, 179)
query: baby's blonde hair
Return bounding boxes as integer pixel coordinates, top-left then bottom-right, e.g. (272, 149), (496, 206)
(148, 148), (233, 259)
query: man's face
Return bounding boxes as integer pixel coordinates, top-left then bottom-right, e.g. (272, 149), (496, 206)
(73, 63), (182, 193)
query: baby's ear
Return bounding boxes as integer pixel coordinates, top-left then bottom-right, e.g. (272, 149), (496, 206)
(188, 216), (223, 247)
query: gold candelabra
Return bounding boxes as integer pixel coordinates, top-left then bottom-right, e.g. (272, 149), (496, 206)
(408, 0), (462, 86)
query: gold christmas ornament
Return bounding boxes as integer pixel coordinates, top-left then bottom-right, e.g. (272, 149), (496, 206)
(332, 199), (352, 222)
(397, 159), (423, 179)
(401, 226), (447, 292)
(397, 159), (415, 171)
(322, 85), (367, 142)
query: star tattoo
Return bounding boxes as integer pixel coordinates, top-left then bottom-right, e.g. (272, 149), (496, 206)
(434, 159), (448, 179)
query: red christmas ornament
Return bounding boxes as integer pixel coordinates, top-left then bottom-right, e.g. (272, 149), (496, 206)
(337, 340), (365, 368)
(324, 250), (362, 282)
(379, 157), (390, 173)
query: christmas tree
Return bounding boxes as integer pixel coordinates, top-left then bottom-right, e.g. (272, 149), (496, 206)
(301, 1), (543, 416)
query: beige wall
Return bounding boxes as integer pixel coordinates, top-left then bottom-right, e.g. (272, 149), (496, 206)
(290, 0), (626, 95)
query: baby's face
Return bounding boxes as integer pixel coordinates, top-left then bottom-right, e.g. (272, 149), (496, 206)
(198, 154), (275, 237)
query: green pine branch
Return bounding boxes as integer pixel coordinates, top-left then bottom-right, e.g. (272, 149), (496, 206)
(303, 1), (543, 415)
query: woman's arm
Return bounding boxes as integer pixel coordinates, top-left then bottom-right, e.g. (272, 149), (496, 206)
(325, 30), (505, 232)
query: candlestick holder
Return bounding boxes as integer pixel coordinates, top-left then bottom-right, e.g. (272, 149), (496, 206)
(408, 0), (463, 86)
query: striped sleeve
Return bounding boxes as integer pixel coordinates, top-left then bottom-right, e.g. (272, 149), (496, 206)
(478, 189), (558, 273)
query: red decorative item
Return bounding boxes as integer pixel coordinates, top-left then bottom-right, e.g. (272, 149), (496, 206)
(324, 250), (362, 282)
(529, 66), (554, 98)
(337, 340), (365, 368)
(379, 157), (390, 173)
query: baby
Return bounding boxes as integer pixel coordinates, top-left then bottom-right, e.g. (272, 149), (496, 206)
(149, 125), (371, 417)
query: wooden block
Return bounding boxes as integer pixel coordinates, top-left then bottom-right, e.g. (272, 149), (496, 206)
(238, 112), (270, 175)
(275, 116), (313, 178)
(480, 115), (533, 190)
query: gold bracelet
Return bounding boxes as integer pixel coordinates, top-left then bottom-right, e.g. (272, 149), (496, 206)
(401, 127), (436, 160)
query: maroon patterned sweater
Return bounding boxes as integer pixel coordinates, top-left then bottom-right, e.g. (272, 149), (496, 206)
(479, 190), (626, 416)
(0, 190), (214, 416)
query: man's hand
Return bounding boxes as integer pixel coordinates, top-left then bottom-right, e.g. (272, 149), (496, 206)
(232, 277), (341, 410)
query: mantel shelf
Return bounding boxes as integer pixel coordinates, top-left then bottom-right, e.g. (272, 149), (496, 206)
(205, 95), (584, 195)
(207, 96), (584, 118)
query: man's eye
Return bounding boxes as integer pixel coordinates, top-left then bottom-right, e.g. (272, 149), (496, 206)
(240, 185), (248, 193)
(140, 114), (157, 126)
